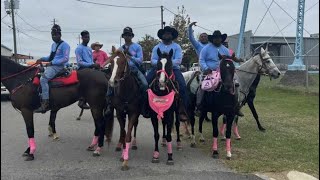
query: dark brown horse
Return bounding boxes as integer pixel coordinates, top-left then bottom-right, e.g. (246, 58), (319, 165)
(149, 48), (180, 165)
(0, 56), (111, 160)
(107, 46), (141, 171)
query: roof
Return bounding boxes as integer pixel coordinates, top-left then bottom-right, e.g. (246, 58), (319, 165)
(1, 44), (12, 51)
(251, 41), (295, 46)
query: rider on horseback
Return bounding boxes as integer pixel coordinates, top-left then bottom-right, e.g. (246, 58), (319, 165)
(75, 30), (100, 109)
(187, 22), (208, 56)
(146, 26), (189, 121)
(105, 27), (149, 117)
(198, 30), (243, 116)
(34, 24), (70, 113)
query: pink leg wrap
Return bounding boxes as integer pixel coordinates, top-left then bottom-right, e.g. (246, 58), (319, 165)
(226, 139), (231, 152)
(167, 141), (172, 154)
(233, 125), (241, 138)
(91, 136), (98, 146)
(123, 143), (130, 160)
(153, 151), (160, 158)
(220, 124), (226, 136)
(95, 146), (101, 152)
(212, 138), (218, 151)
(29, 138), (36, 154)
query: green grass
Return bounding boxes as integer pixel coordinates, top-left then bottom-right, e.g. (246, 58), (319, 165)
(195, 74), (319, 177)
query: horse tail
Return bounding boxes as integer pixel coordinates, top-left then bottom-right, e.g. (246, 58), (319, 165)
(104, 107), (114, 146)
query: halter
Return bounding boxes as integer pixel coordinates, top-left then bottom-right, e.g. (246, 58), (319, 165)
(236, 53), (270, 75)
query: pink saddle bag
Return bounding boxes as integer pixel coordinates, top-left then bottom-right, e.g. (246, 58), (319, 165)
(201, 71), (221, 91)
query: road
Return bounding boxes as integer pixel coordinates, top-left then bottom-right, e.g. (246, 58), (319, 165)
(1, 96), (262, 180)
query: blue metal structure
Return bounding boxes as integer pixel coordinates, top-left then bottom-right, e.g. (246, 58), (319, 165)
(236, 0), (249, 67)
(288, 0), (306, 70)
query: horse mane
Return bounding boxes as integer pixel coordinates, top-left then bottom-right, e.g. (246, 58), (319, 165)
(1, 55), (30, 73)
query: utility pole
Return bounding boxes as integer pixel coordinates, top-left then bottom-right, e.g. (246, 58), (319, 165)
(51, 18), (57, 25)
(4, 0), (19, 62)
(161, 6), (164, 29)
(236, 0), (249, 67)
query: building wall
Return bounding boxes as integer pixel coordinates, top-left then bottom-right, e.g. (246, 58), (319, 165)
(1, 46), (12, 57)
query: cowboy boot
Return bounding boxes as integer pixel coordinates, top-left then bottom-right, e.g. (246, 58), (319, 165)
(34, 99), (50, 114)
(78, 98), (90, 109)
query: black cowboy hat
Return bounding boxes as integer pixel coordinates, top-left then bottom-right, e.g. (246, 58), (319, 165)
(157, 26), (178, 40)
(121, 27), (134, 37)
(208, 30), (227, 43)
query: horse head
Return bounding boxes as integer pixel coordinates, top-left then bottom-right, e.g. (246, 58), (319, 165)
(219, 53), (235, 94)
(156, 48), (174, 91)
(108, 46), (129, 87)
(255, 47), (281, 79)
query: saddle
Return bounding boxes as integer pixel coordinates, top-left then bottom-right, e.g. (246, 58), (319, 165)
(32, 68), (79, 88)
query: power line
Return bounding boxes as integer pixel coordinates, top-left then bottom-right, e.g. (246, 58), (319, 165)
(1, 14), (8, 21)
(16, 12), (42, 32)
(164, 7), (178, 16)
(75, 0), (160, 8)
(253, 0), (274, 35)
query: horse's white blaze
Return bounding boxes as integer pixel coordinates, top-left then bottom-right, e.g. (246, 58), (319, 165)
(159, 58), (167, 84)
(109, 57), (119, 87)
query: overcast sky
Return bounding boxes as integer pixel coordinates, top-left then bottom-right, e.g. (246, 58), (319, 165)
(1, 0), (319, 57)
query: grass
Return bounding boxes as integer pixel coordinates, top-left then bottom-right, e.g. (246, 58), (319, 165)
(195, 74), (319, 178)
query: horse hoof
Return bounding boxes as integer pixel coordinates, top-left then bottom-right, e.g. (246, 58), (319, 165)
(166, 160), (174, 165)
(53, 136), (60, 141)
(235, 137), (241, 140)
(92, 151), (100, 157)
(24, 154), (34, 161)
(121, 165), (129, 171)
(87, 146), (95, 151)
(120, 157), (124, 162)
(226, 156), (231, 160)
(115, 147), (122, 151)
(190, 143), (196, 148)
(76, 117), (81, 121)
(221, 137), (226, 141)
(199, 139), (205, 143)
(48, 134), (53, 137)
(259, 127), (266, 132)
(22, 152), (29, 157)
(161, 143), (166, 147)
(152, 158), (160, 163)
(131, 146), (138, 150)
(212, 151), (219, 159)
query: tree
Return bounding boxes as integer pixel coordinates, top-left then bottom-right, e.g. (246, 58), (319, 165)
(170, 6), (198, 69)
(138, 34), (160, 61)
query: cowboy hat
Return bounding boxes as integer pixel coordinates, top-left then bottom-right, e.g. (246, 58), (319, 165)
(121, 27), (134, 37)
(91, 42), (103, 49)
(208, 30), (227, 43)
(157, 26), (178, 40)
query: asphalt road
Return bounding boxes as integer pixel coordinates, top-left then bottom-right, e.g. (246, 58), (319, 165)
(1, 96), (262, 180)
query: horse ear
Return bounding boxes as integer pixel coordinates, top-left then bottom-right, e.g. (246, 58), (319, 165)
(169, 49), (174, 58)
(112, 46), (116, 53)
(157, 48), (162, 58)
(265, 43), (269, 52)
(260, 47), (265, 55)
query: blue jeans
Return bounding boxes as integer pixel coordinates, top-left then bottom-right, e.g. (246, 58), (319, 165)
(40, 66), (65, 100)
(146, 67), (188, 108)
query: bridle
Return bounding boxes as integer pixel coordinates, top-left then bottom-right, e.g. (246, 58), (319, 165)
(236, 53), (271, 76)
(220, 58), (236, 95)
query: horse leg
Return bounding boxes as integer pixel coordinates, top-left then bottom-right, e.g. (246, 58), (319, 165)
(175, 112), (182, 151)
(21, 109), (35, 161)
(225, 113), (235, 160)
(151, 117), (160, 163)
(87, 116), (99, 151)
(131, 119), (138, 150)
(166, 113), (174, 165)
(248, 99), (265, 131)
(199, 111), (206, 142)
(220, 115), (227, 140)
(104, 107), (114, 144)
(121, 114), (138, 171)
(76, 108), (84, 121)
(233, 116), (241, 140)
(189, 108), (196, 148)
(161, 121), (166, 147)
(48, 110), (59, 140)
(116, 112), (126, 152)
(211, 112), (220, 159)
(91, 107), (105, 156)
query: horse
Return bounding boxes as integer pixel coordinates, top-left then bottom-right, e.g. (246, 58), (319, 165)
(202, 47), (280, 159)
(148, 48), (181, 165)
(107, 46), (141, 171)
(0, 55), (111, 160)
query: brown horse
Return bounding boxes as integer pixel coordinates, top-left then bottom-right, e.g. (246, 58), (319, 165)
(0, 56), (111, 160)
(107, 46), (141, 171)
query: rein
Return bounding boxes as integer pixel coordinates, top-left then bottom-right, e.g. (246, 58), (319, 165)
(1, 63), (38, 81)
(154, 69), (179, 94)
(236, 54), (269, 75)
